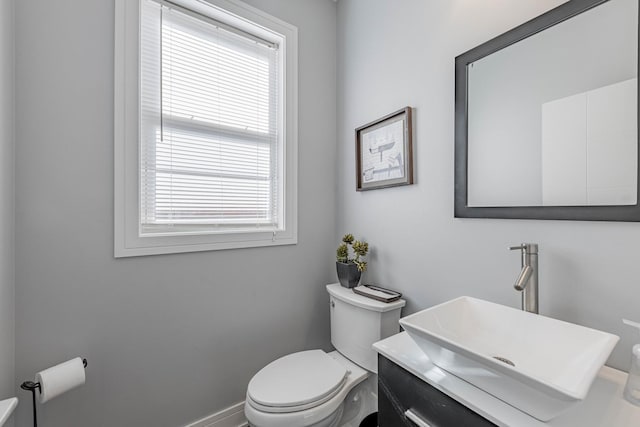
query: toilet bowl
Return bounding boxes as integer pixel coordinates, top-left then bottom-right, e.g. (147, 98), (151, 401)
(244, 284), (405, 427)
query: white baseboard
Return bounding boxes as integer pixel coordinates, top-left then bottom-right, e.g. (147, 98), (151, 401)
(183, 401), (248, 427)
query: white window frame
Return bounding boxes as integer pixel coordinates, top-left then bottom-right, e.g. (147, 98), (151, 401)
(114, 0), (298, 257)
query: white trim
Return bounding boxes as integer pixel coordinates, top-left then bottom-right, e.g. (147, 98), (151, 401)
(0, 398), (18, 427)
(113, 0), (128, 259)
(114, 0), (298, 257)
(183, 401), (248, 427)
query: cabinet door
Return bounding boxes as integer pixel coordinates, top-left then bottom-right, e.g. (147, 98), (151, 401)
(378, 355), (497, 427)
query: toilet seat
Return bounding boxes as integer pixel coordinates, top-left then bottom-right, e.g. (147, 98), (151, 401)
(247, 350), (349, 413)
(245, 350), (370, 427)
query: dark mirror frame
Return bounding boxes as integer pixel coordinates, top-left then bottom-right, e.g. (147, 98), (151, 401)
(454, 0), (640, 221)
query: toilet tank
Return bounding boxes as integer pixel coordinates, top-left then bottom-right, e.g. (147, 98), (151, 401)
(327, 284), (406, 373)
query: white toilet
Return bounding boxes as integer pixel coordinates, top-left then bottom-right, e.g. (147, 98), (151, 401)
(244, 284), (405, 427)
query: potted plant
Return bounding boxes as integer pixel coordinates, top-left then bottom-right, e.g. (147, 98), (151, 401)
(336, 234), (369, 288)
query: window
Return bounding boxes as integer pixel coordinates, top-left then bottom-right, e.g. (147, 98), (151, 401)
(115, 0), (298, 257)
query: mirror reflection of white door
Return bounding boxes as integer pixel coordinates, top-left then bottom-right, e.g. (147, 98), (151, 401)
(541, 78), (637, 206)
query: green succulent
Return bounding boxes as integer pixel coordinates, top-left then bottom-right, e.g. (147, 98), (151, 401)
(336, 243), (349, 262)
(352, 240), (369, 257)
(342, 233), (354, 244)
(336, 233), (369, 272)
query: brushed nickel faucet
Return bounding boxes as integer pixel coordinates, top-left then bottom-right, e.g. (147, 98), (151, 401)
(509, 243), (539, 314)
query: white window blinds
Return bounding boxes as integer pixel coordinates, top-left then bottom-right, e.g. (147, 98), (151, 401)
(140, 0), (282, 235)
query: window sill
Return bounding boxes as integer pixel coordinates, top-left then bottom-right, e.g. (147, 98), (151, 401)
(114, 231), (297, 258)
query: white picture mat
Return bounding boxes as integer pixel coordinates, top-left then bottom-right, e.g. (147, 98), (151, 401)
(360, 118), (406, 184)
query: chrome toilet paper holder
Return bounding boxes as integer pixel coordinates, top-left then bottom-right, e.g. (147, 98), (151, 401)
(20, 358), (87, 427)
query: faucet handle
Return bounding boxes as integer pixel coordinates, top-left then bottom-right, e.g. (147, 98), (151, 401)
(509, 243), (538, 254)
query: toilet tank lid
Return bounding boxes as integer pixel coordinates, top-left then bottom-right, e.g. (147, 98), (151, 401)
(327, 284), (406, 312)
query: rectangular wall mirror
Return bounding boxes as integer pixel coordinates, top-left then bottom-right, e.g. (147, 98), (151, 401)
(455, 0), (640, 221)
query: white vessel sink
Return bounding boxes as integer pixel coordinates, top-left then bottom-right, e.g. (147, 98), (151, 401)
(399, 297), (619, 421)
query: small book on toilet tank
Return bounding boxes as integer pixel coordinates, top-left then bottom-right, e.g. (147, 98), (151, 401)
(353, 285), (402, 303)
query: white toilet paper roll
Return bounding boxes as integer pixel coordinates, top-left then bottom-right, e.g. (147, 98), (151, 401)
(35, 357), (86, 403)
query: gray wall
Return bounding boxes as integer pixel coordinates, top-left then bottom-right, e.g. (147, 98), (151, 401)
(337, 0), (638, 372)
(14, 0), (336, 426)
(0, 0), (15, 423)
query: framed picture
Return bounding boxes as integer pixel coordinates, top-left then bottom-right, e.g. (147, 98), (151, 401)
(356, 107), (413, 191)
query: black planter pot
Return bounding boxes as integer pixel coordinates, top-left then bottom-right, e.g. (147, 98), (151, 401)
(336, 261), (361, 288)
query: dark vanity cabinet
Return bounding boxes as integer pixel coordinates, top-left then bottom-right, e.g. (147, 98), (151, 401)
(378, 355), (497, 427)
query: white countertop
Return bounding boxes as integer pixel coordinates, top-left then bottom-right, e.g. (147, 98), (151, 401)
(0, 398), (17, 426)
(374, 332), (640, 427)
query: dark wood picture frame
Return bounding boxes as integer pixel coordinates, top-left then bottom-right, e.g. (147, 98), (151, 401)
(455, 0), (640, 221)
(356, 107), (413, 191)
